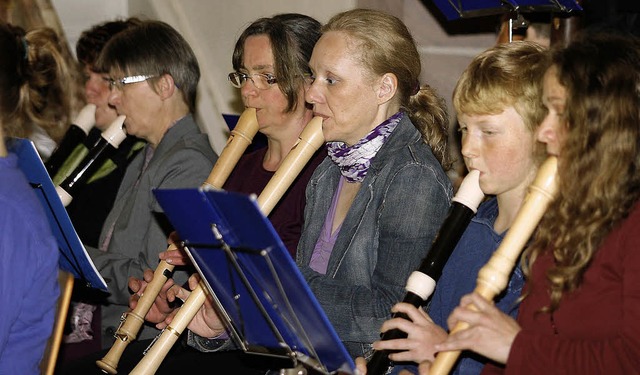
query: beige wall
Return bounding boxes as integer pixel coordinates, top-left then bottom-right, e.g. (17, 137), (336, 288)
(52, 0), (128, 56)
(127, 0), (357, 152)
(53, 0), (496, 169)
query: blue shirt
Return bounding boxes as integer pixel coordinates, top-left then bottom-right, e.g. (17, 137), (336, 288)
(0, 153), (59, 374)
(432, 197), (524, 374)
(390, 197), (524, 375)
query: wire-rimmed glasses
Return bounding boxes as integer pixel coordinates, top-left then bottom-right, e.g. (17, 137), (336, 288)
(228, 72), (277, 90)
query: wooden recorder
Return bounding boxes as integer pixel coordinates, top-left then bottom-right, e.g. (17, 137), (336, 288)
(96, 108), (260, 374)
(128, 116), (324, 375)
(429, 156), (558, 375)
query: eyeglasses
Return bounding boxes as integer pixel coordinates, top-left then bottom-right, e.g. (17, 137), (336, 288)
(228, 72), (277, 90)
(106, 75), (156, 91)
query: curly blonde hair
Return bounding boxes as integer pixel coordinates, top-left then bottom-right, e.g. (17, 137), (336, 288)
(453, 41), (550, 133)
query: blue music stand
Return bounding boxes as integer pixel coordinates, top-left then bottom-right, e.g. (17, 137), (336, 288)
(7, 138), (107, 291)
(153, 188), (356, 375)
(432, 0), (583, 20)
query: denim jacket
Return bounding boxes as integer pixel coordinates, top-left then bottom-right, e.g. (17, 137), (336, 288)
(297, 113), (453, 358)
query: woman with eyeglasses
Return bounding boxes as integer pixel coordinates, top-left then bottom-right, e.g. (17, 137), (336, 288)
(143, 13), (324, 266)
(60, 18), (146, 248)
(63, 14), (325, 375)
(54, 17), (147, 368)
(164, 9), (454, 365)
(219, 13), (325, 257)
(72, 20), (218, 354)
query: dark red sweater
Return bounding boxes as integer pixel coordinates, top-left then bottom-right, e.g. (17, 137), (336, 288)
(483, 201), (640, 374)
(223, 146), (326, 258)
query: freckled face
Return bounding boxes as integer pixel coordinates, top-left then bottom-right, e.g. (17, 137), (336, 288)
(537, 66), (568, 157)
(305, 31), (381, 146)
(459, 107), (537, 196)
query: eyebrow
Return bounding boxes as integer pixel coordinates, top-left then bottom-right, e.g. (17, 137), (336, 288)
(241, 64), (275, 72)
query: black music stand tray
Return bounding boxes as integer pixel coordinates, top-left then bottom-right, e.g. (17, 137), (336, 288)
(8, 137), (107, 291)
(153, 188), (356, 375)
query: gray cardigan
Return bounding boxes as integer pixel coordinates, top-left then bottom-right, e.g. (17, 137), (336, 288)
(87, 114), (218, 348)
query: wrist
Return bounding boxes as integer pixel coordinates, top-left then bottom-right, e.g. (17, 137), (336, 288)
(208, 329), (228, 340)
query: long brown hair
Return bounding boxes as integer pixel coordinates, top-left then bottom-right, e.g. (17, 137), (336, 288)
(524, 32), (640, 312)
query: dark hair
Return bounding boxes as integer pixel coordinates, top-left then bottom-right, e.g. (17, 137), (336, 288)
(76, 17), (142, 70)
(322, 9), (451, 169)
(232, 13), (321, 112)
(0, 22), (73, 141)
(95, 20), (200, 112)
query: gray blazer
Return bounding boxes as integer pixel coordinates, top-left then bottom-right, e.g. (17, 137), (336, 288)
(86, 114), (218, 347)
(297, 113), (453, 358)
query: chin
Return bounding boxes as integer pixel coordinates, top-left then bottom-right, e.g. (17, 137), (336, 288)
(322, 132), (336, 143)
(96, 115), (118, 129)
(477, 182), (494, 196)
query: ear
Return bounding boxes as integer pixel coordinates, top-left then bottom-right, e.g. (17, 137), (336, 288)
(376, 73), (398, 105)
(156, 74), (176, 100)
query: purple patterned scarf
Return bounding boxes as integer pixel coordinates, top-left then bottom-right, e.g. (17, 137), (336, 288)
(327, 111), (403, 183)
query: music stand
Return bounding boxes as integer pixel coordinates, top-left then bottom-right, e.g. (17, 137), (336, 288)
(7, 138), (107, 291)
(431, 0), (583, 20)
(153, 188), (356, 375)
